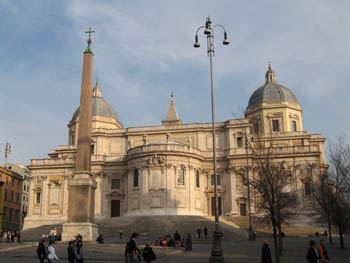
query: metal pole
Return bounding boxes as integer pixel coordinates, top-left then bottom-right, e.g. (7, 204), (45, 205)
(208, 22), (224, 263)
(245, 136), (255, 240)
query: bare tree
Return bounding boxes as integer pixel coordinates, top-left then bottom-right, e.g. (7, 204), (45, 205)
(241, 137), (298, 263)
(326, 136), (350, 249)
(312, 171), (334, 244)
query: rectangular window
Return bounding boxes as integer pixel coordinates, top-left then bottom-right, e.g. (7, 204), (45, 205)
(4, 189), (8, 201)
(36, 177), (42, 185)
(237, 136), (243, 148)
(9, 208), (13, 220)
(272, 120), (280, 132)
(177, 168), (185, 186)
(292, 120), (297, 132)
(133, 169), (139, 188)
(36, 192), (41, 204)
(16, 193), (20, 204)
(17, 180), (20, 189)
(211, 174), (221, 185)
(5, 176), (8, 184)
(111, 179), (121, 189)
(196, 171), (200, 188)
(15, 210), (19, 220)
(254, 122), (259, 134)
(10, 191), (14, 202)
(3, 207), (7, 219)
(305, 180), (311, 196)
(23, 196), (25, 202)
(12, 178), (15, 186)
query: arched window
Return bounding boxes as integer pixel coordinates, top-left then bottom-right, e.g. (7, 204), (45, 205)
(196, 170), (200, 188)
(177, 167), (185, 185)
(133, 169), (139, 187)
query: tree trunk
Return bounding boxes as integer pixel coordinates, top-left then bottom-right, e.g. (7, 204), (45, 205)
(277, 221), (283, 256)
(327, 217), (333, 245)
(338, 225), (345, 249)
(271, 217), (280, 263)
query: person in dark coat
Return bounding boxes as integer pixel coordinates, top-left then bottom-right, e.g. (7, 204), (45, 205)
(142, 242), (156, 263)
(96, 234), (104, 244)
(67, 241), (76, 263)
(204, 227), (208, 238)
(261, 239), (272, 263)
(185, 233), (192, 251)
(306, 240), (320, 263)
(174, 230), (181, 248)
(125, 234), (138, 263)
(36, 240), (47, 263)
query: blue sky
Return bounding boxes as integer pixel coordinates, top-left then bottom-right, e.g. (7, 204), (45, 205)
(0, 0), (349, 165)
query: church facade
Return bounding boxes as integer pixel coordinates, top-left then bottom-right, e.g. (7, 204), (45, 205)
(24, 65), (326, 229)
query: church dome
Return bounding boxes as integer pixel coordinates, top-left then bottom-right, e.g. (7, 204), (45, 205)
(247, 65), (299, 108)
(71, 81), (119, 122)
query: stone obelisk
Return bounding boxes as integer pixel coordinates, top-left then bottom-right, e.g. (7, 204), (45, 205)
(62, 28), (98, 241)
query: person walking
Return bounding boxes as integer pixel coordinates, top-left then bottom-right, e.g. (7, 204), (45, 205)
(174, 230), (181, 248)
(67, 241), (76, 263)
(204, 227), (208, 239)
(196, 227), (201, 239)
(261, 239), (272, 263)
(17, 231), (21, 243)
(319, 239), (330, 263)
(47, 241), (59, 263)
(37, 240), (47, 263)
(119, 227), (124, 240)
(74, 239), (84, 263)
(185, 233), (192, 251)
(125, 234), (138, 263)
(142, 242), (156, 263)
(306, 240), (320, 263)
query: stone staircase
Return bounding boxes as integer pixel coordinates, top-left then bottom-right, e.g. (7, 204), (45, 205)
(224, 215), (326, 238)
(20, 216), (247, 243)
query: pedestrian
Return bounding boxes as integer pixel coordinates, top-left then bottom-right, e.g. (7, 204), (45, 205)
(174, 230), (181, 248)
(36, 240), (47, 263)
(11, 231), (15, 243)
(74, 239), (84, 263)
(96, 234), (104, 244)
(142, 242), (156, 263)
(47, 241), (59, 263)
(119, 227), (124, 240)
(125, 234), (138, 263)
(204, 227), (208, 238)
(261, 239), (272, 263)
(17, 231), (21, 243)
(185, 233), (192, 251)
(67, 241), (76, 263)
(319, 239), (330, 263)
(306, 240), (320, 263)
(6, 230), (10, 243)
(196, 226), (201, 239)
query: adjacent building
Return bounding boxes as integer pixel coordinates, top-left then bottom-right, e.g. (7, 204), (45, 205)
(0, 166), (23, 231)
(23, 63), (326, 230)
(5, 163), (30, 227)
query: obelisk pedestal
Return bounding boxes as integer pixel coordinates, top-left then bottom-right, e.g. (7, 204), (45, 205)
(62, 30), (98, 242)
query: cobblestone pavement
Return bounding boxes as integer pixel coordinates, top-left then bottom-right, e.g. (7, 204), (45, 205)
(0, 236), (349, 263)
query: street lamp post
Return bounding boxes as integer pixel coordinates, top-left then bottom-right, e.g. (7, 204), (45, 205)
(194, 17), (229, 263)
(245, 136), (255, 240)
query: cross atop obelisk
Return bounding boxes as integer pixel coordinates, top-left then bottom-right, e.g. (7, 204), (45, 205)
(85, 27), (95, 53)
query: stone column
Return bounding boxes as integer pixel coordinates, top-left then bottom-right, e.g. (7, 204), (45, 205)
(62, 38), (98, 242)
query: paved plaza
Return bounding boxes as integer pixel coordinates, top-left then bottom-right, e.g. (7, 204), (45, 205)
(0, 236), (349, 263)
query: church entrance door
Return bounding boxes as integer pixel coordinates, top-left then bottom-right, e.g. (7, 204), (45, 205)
(211, 197), (222, 216)
(111, 200), (120, 217)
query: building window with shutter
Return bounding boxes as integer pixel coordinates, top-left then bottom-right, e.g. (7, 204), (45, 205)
(112, 179), (121, 189)
(177, 168), (185, 186)
(292, 120), (297, 132)
(196, 170), (200, 188)
(237, 136), (243, 148)
(133, 169), (139, 187)
(36, 192), (41, 204)
(272, 120), (280, 132)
